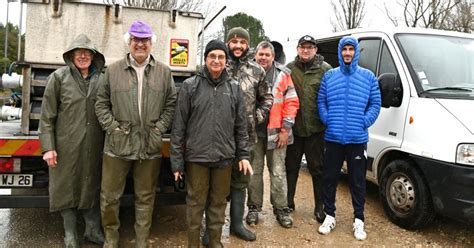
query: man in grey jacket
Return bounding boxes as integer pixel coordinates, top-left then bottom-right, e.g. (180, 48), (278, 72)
(246, 41), (299, 229)
(171, 40), (251, 248)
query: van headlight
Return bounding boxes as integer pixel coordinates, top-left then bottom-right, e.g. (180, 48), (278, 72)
(456, 144), (474, 166)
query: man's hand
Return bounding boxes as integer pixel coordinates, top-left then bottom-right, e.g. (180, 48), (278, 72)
(276, 128), (289, 149)
(43, 150), (58, 168)
(239, 159), (253, 175)
(173, 171), (183, 181)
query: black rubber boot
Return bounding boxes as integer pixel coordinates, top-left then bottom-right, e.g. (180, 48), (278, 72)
(312, 176), (326, 223)
(201, 228), (209, 246)
(229, 190), (256, 241)
(286, 173), (298, 211)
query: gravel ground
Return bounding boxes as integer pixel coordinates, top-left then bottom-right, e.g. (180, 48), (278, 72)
(0, 168), (472, 247)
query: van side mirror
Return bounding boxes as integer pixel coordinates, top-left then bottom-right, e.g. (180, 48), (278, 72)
(378, 73), (403, 108)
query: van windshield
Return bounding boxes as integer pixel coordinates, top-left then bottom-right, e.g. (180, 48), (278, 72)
(396, 33), (474, 97)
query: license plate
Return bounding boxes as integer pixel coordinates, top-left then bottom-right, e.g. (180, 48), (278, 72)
(0, 174), (33, 187)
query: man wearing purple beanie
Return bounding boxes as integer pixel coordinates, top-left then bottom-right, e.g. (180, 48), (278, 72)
(95, 20), (177, 247)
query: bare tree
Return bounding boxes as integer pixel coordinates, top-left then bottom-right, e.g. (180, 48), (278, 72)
(103, 0), (204, 11)
(442, 0), (473, 33)
(331, 0), (366, 31)
(384, 0), (461, 29)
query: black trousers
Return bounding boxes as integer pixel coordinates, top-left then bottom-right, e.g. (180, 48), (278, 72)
(322, 141), (367, 221)
(285, 132), (325, 207)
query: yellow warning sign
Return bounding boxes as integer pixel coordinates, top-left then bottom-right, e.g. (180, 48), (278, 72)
(170, 39), (189, 67)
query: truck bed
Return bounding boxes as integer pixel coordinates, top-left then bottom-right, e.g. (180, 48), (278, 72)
(0, 120), (38, 140)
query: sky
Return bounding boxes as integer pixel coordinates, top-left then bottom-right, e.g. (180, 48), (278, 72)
(1, 0), (396, 38)
(0, 0), (397, 59)
(202, 0), (396, 59)
(204, 0), (395, 42)
(1, 0), (26, 27)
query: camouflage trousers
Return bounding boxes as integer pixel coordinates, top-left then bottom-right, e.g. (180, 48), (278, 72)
(247, 137), (288, 210)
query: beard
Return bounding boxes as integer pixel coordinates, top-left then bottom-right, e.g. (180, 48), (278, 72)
(230, 47), (248, 60)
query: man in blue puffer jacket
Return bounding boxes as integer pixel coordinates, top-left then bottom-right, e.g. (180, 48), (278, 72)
(317, 36), (381, 241)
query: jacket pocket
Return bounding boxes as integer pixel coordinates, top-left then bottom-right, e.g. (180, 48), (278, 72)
(109, 122), (132, 156)
(147, 126), (163, 155)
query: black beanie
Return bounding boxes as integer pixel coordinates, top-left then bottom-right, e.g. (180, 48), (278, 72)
(204, 39), (229, 59)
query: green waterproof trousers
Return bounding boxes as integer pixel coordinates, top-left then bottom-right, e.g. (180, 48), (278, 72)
(100, 154), (160, 248)
(186, 162), (232, 248)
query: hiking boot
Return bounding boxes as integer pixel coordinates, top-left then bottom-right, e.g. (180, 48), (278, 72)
(274, 208), (293, 228)
(353, 218), (367, 241)
(318, 215), (336, 235)
(245, 206), (259, 226)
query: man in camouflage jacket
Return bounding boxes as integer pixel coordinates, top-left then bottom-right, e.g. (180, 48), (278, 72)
(226, 27), (273, 242)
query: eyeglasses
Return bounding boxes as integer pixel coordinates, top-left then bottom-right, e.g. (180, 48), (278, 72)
(131, 37), (151, 44)
(207, 54), (226, 61)
(73, 50), (93, 57)
(298, 45), (315, 51)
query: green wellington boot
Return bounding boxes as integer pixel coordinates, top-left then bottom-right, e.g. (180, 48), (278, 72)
(60, 209), (79, 248)
(83, 206), (105, 245)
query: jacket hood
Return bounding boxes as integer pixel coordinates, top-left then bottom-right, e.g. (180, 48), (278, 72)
(271, 41), (286, 64)
(338, 36), (359, 75)
(63, 34), (105, 73)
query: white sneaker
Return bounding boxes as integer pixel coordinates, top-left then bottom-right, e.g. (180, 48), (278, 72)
(318, 215), (336, 235)
(353, 218), (367, 241)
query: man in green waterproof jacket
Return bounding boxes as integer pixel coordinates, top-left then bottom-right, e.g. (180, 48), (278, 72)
(95, 21), (177, 248)
(285, 35), (332, 224)
(39, 34), (106, 247)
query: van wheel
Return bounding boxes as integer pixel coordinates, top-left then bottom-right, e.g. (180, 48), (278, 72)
(379, 159), (435, 229)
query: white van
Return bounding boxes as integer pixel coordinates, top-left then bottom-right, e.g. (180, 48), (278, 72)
(313, 28), (474, 229)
